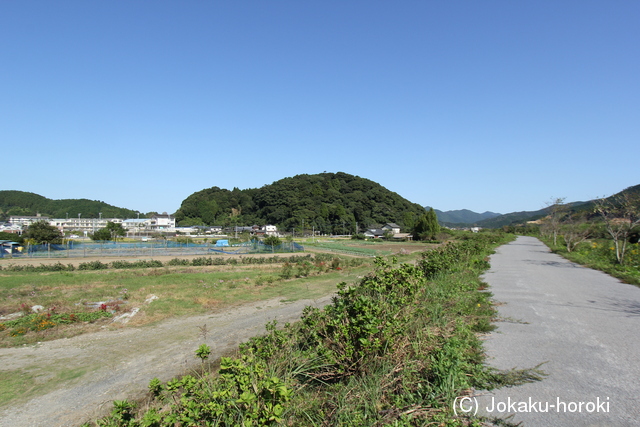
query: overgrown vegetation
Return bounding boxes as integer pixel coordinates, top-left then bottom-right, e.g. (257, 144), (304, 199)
(0, 254), (343, 272)
(0, 308), (112, 337)
(532, 188), (640, 286)
(87, 231), (535, 426)
(543, 238), (640, 286)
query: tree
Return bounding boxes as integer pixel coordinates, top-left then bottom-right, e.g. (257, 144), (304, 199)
(413, 208), (441, 241)
(0, 232), (23, 244)
(560, 213), (591, 253)
(23, 220), (63, 244)
(90, 228), (112, 241)
(593, 192), (640, 265)
(106, 221), (126, 242)
(91, 221), (126, 242)
(263, 235), (281, 252)
(542, 197), (567, 246)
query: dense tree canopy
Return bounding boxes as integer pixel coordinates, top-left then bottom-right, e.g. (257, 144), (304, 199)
(0, 232), (23, 243)
(91, 221), (127, 241)
(174, 172), (428, 234)
(0, 191), (140, 221)
(412, 208), (441, 241)
(23, 220), (63, 244)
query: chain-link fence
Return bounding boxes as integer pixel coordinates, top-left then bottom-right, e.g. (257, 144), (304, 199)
(0, 240), (305, 259)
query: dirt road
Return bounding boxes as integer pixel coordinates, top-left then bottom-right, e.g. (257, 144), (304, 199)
(0, 295), (334, 427)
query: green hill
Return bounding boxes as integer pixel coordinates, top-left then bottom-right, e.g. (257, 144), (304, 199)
(0, 191), (141, 221)
(175, 172), (427, 234)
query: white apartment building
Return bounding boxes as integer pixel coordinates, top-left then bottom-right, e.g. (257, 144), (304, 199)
(49, 217), (124, 236)
(9, 212), (177, 237)
(149, 213), (175, 230)
(8, 215), (51, 227)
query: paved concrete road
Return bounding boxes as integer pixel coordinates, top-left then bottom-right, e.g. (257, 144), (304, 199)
(474, 236), (640, 426)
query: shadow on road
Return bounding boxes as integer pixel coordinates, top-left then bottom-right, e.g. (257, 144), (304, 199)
(550, 297), (640, 318)
(523, 259), (582, 268)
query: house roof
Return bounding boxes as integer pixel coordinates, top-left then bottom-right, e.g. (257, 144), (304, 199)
(364, 228), (385, 235)
(383, 223), (400, 228)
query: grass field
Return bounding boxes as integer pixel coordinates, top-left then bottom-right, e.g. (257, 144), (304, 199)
(0, 240), (426, 347)
(0, 240), (427, 414)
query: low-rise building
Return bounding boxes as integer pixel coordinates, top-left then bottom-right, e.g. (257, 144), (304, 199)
(49, 217), (123, 236)
(364, 228), (385, 238)
(9, 214), (50, 227)
(122, 219), (150, 236)
(382, 223), (401, 234)
(0, 223), (23, 234)
(149, 213), (175, 230)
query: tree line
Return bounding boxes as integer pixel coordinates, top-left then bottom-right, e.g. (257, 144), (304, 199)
(0, 191), (142, 221)
(523, 185), (640, 265)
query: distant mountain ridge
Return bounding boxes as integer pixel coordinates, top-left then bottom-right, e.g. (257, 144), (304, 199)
(464, 184), (639, 228)
(432, 208), (502, 224)
(0, 190), (141, 221)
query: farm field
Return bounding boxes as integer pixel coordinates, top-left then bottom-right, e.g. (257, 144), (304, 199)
(0, 239), (429, 425)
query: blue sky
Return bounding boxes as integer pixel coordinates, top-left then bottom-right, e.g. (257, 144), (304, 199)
(2, 1), (638, 215)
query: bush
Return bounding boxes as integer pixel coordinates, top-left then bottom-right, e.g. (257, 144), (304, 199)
(1, 310), (113, 337)
(77, 261), (109, 271)
(167, 258), (190, 266)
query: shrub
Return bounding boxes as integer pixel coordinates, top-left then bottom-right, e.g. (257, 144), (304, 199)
(77, 260), (109, 271)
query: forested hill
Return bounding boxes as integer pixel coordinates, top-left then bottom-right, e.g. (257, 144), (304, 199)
(0, 191), (140, 221)
(175, 172), (427, 234)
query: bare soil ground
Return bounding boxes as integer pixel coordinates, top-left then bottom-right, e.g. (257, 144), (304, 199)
(0, 294), (334, 427)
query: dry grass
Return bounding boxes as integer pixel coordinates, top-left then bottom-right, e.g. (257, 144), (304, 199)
(0, 255), (371, 347)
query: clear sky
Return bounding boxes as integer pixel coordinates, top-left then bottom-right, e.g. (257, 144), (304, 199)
(2, 1), (638, 215)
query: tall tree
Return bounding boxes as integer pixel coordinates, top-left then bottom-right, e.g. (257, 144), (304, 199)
(542, 197), (567, 246)
(91, 221), (126, 241)
(23, 220), (63, 244)
(425, 207), (441, 240)
(105, 221), (126, 242)
(413, 208), (441, 241)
